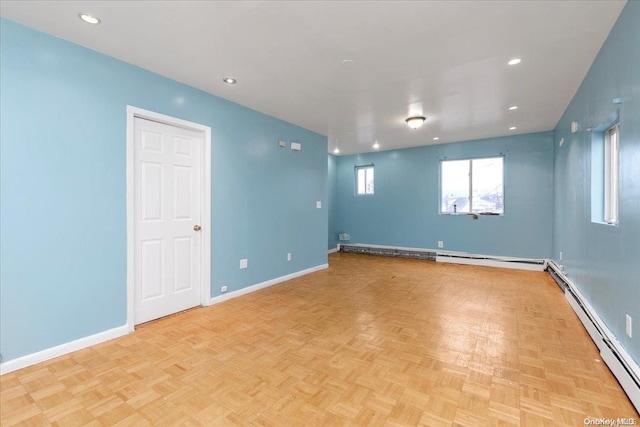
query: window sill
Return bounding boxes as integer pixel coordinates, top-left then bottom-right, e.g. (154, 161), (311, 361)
(440, 212), (503, 216)
(591, 220), (619, 227)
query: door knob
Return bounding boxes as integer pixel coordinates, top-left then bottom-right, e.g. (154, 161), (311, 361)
(193, 225), (201, 231)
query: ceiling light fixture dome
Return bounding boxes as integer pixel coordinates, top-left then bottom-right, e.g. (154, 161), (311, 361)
(405, 116), (426, 129)
(223, 77), (237, 84)
(508, 58), (522, 65)
(78, 13), (101, 24)
(333, 148), (340, 154)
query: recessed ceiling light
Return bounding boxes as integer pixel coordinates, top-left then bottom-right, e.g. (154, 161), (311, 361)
(433, 137), (440, 141)
(405, 116), (426, 129)
(78, 13), (101, 25)
(333, 148), (340, 154)
(373, 142), (380, 149)
(509, 126), (517, 130)
(508, 105), (518, 110)
(508, 58), (522, 66)
(223, 77), (237, 84)
(342, 59), (356, 66)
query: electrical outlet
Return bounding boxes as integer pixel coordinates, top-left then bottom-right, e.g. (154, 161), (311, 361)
(437, 241), (444, 248)
(240, 259), (248, 269)
(221, 286), (228, 293)
(626, 314), (632, 338)
(316, 201), (322, 209)
(559, 251), (563, 261)
(287, 253), (292, 261)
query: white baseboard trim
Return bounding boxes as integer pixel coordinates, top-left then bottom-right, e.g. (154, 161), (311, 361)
(1, 265), (328, 376)
(548, 260), (640, 412)
(328, 248), (338, 254)
(0, 324), (130, 375)
(208, 263), (329, 306)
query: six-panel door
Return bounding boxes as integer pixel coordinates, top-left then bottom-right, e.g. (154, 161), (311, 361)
(134, 117), (202, 324)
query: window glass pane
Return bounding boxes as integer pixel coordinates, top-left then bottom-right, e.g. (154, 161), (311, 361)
(471, 157), (503, 213)
(357, 168), (365, 194)
(604, 125), (619, 223)
(611, 126), (619, 222)
(441, 160), (470, 213)
(366, 167), (374, 194)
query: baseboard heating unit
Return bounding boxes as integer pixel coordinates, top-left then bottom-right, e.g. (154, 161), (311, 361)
(339, 244), (436, 260)
(546, 260), (640, 412)
(435, 252), (546, 271)
(339, 244), (545, 271)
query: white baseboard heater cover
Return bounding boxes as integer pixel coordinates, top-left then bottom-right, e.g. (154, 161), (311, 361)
(436, 252), (546, 271)
(547, 261), (640, 412)
(339, 243), (545, 271)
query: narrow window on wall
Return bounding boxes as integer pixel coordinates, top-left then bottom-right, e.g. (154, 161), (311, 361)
(604, 124), (619, 224)
(356, 165), (374, 195)
(440, 157), (504, 214)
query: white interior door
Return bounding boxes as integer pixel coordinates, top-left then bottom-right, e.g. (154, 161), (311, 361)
(134, 117), (202, 324)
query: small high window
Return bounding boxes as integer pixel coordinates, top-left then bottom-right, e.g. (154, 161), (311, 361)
(604, 124), (619, 224)
(356, 165), (374, 195)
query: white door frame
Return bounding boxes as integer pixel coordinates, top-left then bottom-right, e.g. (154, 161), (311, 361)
(126, 106), (211, 331)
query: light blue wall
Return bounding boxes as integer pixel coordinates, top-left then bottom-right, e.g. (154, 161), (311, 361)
(552, 1), (640, 363)
(0, 19), (327, 362)
(335, 132), (554, 258)
(327, 154), (339, 250)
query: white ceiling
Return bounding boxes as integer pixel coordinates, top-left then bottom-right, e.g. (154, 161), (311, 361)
(0, 1), (626, 155)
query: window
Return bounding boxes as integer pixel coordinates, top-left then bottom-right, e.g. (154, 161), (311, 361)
(440, 157), (503, 214)
(590, 121), (619, 225)
(356, 165), (374, 195)
(604, 124), (619, 224)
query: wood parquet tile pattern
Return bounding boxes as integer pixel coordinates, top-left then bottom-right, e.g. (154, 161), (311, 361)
(1, 253), (638, 426)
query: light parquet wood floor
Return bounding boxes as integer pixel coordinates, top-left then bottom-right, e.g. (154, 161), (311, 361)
(1, 253), (638, 426)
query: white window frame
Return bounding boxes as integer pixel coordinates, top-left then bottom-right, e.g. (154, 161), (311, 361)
(355, 165), (374, 195)
(440, 156), (504, 214)
(604, 123), (619, 224)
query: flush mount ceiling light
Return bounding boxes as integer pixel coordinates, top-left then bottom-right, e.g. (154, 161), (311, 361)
(433, 137), (440, 141)
(508, 58), (522, 65)
(509, 126), (517, 130)
(373, 142), (380, 149)
(508, 105), (518, 110)
(405, 116), (426, 129)
(78, 13), (101, 24)
(333, 148), (340, 154)
(222, 77), (237, 84)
